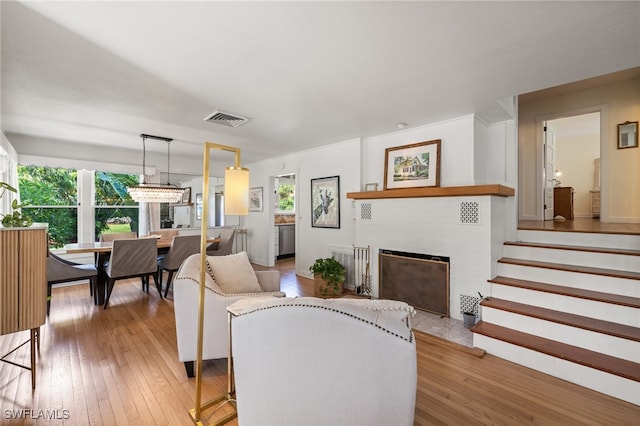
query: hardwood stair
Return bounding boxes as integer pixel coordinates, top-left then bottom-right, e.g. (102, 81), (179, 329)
(471, 322), (640, 382)
(474, 231), (640, 406)
(497, 258), (640, 281)
(478, 297), (640, 342)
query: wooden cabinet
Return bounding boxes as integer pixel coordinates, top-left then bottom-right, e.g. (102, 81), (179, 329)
(553, 187), (574, 220)
(0, 227), (47, 335)
(0, 227), (47, 389)
(590, 190), (600, 218)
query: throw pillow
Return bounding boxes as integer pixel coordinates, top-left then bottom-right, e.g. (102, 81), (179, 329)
(207, 251), (262, 294)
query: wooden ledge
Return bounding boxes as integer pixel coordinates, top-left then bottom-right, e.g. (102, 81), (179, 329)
(346, 184), (515, 200)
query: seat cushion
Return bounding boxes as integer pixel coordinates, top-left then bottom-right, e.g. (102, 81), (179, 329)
(206, 251), (262, 294)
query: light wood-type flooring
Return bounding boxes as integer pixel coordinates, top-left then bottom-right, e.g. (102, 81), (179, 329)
(1, 257), (638, 425)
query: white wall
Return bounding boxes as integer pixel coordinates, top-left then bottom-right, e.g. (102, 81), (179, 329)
(244, 139), (360, 277)
(555, 132), (600, 217)
(241, 113), (516, 320)
(519, 77), (640, 222)
(362, 115), (476, 187)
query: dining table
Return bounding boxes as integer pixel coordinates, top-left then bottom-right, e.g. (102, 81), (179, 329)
(64, 236), (220, 306)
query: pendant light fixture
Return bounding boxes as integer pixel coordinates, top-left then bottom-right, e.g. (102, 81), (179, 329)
(127, 133), (184, 203)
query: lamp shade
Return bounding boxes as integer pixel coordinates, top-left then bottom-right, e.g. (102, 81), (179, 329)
(224, 166), (249, 215)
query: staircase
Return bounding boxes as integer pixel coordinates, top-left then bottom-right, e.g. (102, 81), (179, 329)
(471, 229), (640, 406)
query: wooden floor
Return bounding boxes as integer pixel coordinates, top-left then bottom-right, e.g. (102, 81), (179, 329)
(1, 260), (638, 425)
(519, 217), (640, 235)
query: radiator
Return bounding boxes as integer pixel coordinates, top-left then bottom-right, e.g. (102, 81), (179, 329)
(329, 245), (355, 290)
(328, 244), (371, 297)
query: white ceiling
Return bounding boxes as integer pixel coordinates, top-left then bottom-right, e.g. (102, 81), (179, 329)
(2, 1), (639, 168)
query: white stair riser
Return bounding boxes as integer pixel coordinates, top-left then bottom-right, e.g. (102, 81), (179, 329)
(497, 263), (639, 297)
(473, 334), (640, 406)
(503, 246), (640, 273)
(491, 284), (640, 326)
(517, 230), (640, 250)
(482, 307), (639, 362)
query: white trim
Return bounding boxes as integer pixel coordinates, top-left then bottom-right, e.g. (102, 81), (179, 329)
(18, 154), (156, 175)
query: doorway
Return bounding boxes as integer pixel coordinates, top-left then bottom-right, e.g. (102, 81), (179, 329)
(543, 112), (601, 221)
(274, 174), (296, 260)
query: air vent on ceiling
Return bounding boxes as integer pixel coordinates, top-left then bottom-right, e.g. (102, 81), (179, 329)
(204, 110), (250, 127)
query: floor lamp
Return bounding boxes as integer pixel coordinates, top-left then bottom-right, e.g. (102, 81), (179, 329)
(190, 142), (249, 426)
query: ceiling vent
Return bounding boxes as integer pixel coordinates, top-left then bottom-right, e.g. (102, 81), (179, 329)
(204, 110), (250, 128)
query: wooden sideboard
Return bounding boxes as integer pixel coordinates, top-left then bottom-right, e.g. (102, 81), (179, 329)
(0, 226), (47, 388)
(553, 187), (574, 220)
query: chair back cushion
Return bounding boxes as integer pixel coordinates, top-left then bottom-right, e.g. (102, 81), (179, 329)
(106, 238), (157, 278)
(99, 232), (137, 242)
(160, 235), (201, 270)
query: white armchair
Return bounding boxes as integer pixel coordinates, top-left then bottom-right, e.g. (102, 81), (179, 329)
(229, 297), (417, 425)
(173, 253), (285, 377)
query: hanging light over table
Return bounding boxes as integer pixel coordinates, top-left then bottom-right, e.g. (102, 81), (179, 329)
(127, 133), (184, 203)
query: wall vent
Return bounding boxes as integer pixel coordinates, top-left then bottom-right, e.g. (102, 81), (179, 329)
(460, 293), (481, 316)
(204, 110), (250, 127)
(459, 201), (480, 225)
(360, 203), (372, 221)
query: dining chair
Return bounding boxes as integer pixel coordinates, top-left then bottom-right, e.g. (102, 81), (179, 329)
(98, 231), (137, 242)
(157, 234), (201, 297)
(103, 238), (161, 309)
(47, 252), (98, 315)
(206, 227), (235, 256)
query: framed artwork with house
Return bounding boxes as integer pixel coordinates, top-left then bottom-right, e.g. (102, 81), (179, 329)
(311, 176), (340, 228)
(384, 139), (441, 190)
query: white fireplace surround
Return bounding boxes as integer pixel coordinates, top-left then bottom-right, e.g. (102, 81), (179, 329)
(354, 194), (508, 320)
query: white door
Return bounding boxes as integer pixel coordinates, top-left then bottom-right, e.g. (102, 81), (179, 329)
(544, 125), (556, 220)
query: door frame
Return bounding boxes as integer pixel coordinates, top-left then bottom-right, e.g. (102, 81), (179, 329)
(534, 105), (608, 221)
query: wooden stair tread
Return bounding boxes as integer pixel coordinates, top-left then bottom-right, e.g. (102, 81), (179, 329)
(471, 322), (640, 382)
(481, 297), (640, 342)
(505, 241), (640, 257)
(489, 276), (640, 308)
(498, 257), (640, 280)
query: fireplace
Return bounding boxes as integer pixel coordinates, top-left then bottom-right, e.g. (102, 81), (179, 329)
(379, 249), (450, 316)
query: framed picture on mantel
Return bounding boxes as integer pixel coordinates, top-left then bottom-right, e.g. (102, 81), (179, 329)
(384, 139), (441, 190)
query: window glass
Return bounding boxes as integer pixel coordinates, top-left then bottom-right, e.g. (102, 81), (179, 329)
(18, 165), (78, 248)
(94, 171), (139, 239)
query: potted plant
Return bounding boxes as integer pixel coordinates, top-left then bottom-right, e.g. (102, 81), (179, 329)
(0, 182), (32, 227)
(463, 292), (486, 329)
(310, 257), (345, 297)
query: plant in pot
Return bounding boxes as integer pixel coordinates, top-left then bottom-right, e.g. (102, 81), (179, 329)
(462, 292), (486, 329)
(0, 182), (32, 227)
(310, 257), (345, 297)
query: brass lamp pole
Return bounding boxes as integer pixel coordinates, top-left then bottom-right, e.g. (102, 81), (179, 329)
(190, 142), (249, 425)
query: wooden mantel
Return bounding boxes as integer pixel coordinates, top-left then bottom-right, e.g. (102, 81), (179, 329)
(346, 184), (515, 200)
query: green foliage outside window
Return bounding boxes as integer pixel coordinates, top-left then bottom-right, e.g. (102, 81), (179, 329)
(277, 183), (295, 211)
(19, 165), (78, 247)
(18, 166), (139, 248)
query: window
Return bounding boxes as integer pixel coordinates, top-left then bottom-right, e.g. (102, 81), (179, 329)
(18, 166), (140, 247)
(18, 165), (78, 248)
(94, 171), (139, 240)
(276, 175), (295, 213)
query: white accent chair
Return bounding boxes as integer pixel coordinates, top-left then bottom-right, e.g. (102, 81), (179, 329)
(173, 253), (284, 377)
(229, 297), (417, 426)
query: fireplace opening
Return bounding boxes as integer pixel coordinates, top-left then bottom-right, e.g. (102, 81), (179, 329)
(379, 249), (450, 317)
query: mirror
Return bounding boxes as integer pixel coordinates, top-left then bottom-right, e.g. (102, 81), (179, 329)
(617, 121), (638, 149)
